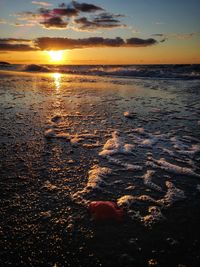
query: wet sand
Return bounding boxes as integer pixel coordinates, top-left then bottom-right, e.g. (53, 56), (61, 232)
(0, 70), (200, 266)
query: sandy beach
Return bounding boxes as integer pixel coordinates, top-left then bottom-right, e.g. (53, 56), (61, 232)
(0, 67), (200, 266)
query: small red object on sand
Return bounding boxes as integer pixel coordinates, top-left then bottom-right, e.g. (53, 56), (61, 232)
(88, 201), (124, 221)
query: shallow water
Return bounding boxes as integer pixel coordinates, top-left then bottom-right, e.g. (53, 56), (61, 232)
(0, 70), (200, 266)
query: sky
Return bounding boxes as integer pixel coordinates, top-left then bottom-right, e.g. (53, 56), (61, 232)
(0, 0), (200, 64)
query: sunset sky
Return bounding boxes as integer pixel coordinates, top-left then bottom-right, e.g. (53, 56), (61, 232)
(0, 0), (200, 64)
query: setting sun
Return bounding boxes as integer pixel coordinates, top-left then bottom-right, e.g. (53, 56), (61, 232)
(47, 50), (64, 62)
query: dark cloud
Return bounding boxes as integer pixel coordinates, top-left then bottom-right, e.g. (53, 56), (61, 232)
(94, 12), (125, 22)
(74, 13), (125, 31)
(35, 37), (125, 50)
(0, 36), (158, 51)
(72, 1), (104, 12)
(36, 37), (124, 50)
(35, 36), (157, 50)
(126, 38), (157, 46)
(40, 16), (68, 28)
(52, 8), (78, 17)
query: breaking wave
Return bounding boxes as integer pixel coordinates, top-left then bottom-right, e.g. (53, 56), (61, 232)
(1, 64), (200, 80)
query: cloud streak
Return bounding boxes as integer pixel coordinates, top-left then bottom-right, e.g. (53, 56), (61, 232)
(32, 1), (53, 7)
(152, 32), (196, 40)
(0, 39), (37, 51)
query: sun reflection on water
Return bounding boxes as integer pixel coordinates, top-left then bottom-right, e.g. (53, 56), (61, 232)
(52, 73), (61, 90)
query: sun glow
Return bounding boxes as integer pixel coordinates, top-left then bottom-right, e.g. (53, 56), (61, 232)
(47, 50), (64, 62)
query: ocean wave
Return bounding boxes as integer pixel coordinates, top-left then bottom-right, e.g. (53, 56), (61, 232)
(1, 64), (200, 79)
(20, 64), (50, 72)
(57, 64), (200, 79)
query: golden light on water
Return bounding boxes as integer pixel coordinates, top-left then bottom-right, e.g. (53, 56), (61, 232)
(47, 50), (64, 62)
(52, 73), (61, 90)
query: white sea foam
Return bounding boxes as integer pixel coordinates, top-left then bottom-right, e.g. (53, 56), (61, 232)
(72, 165), (112, 205)
(44, 127), (99, 146)
(105, 156), (142, 171)
(157, 181), (186, 207)
(117, 194), (159, 208)
(117, 194), (164, 227)
(142, 206), (165, 227)
(137, 195), (159, 204)
(74, 165), (112, 197)
(142, 170), (163, 192)
(117, 195), (136, 208)
(148, 157), (200, 178)
(99, 131), (135, 157)
(131, 128), (167, 148)
(86, 165), (112, 190)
